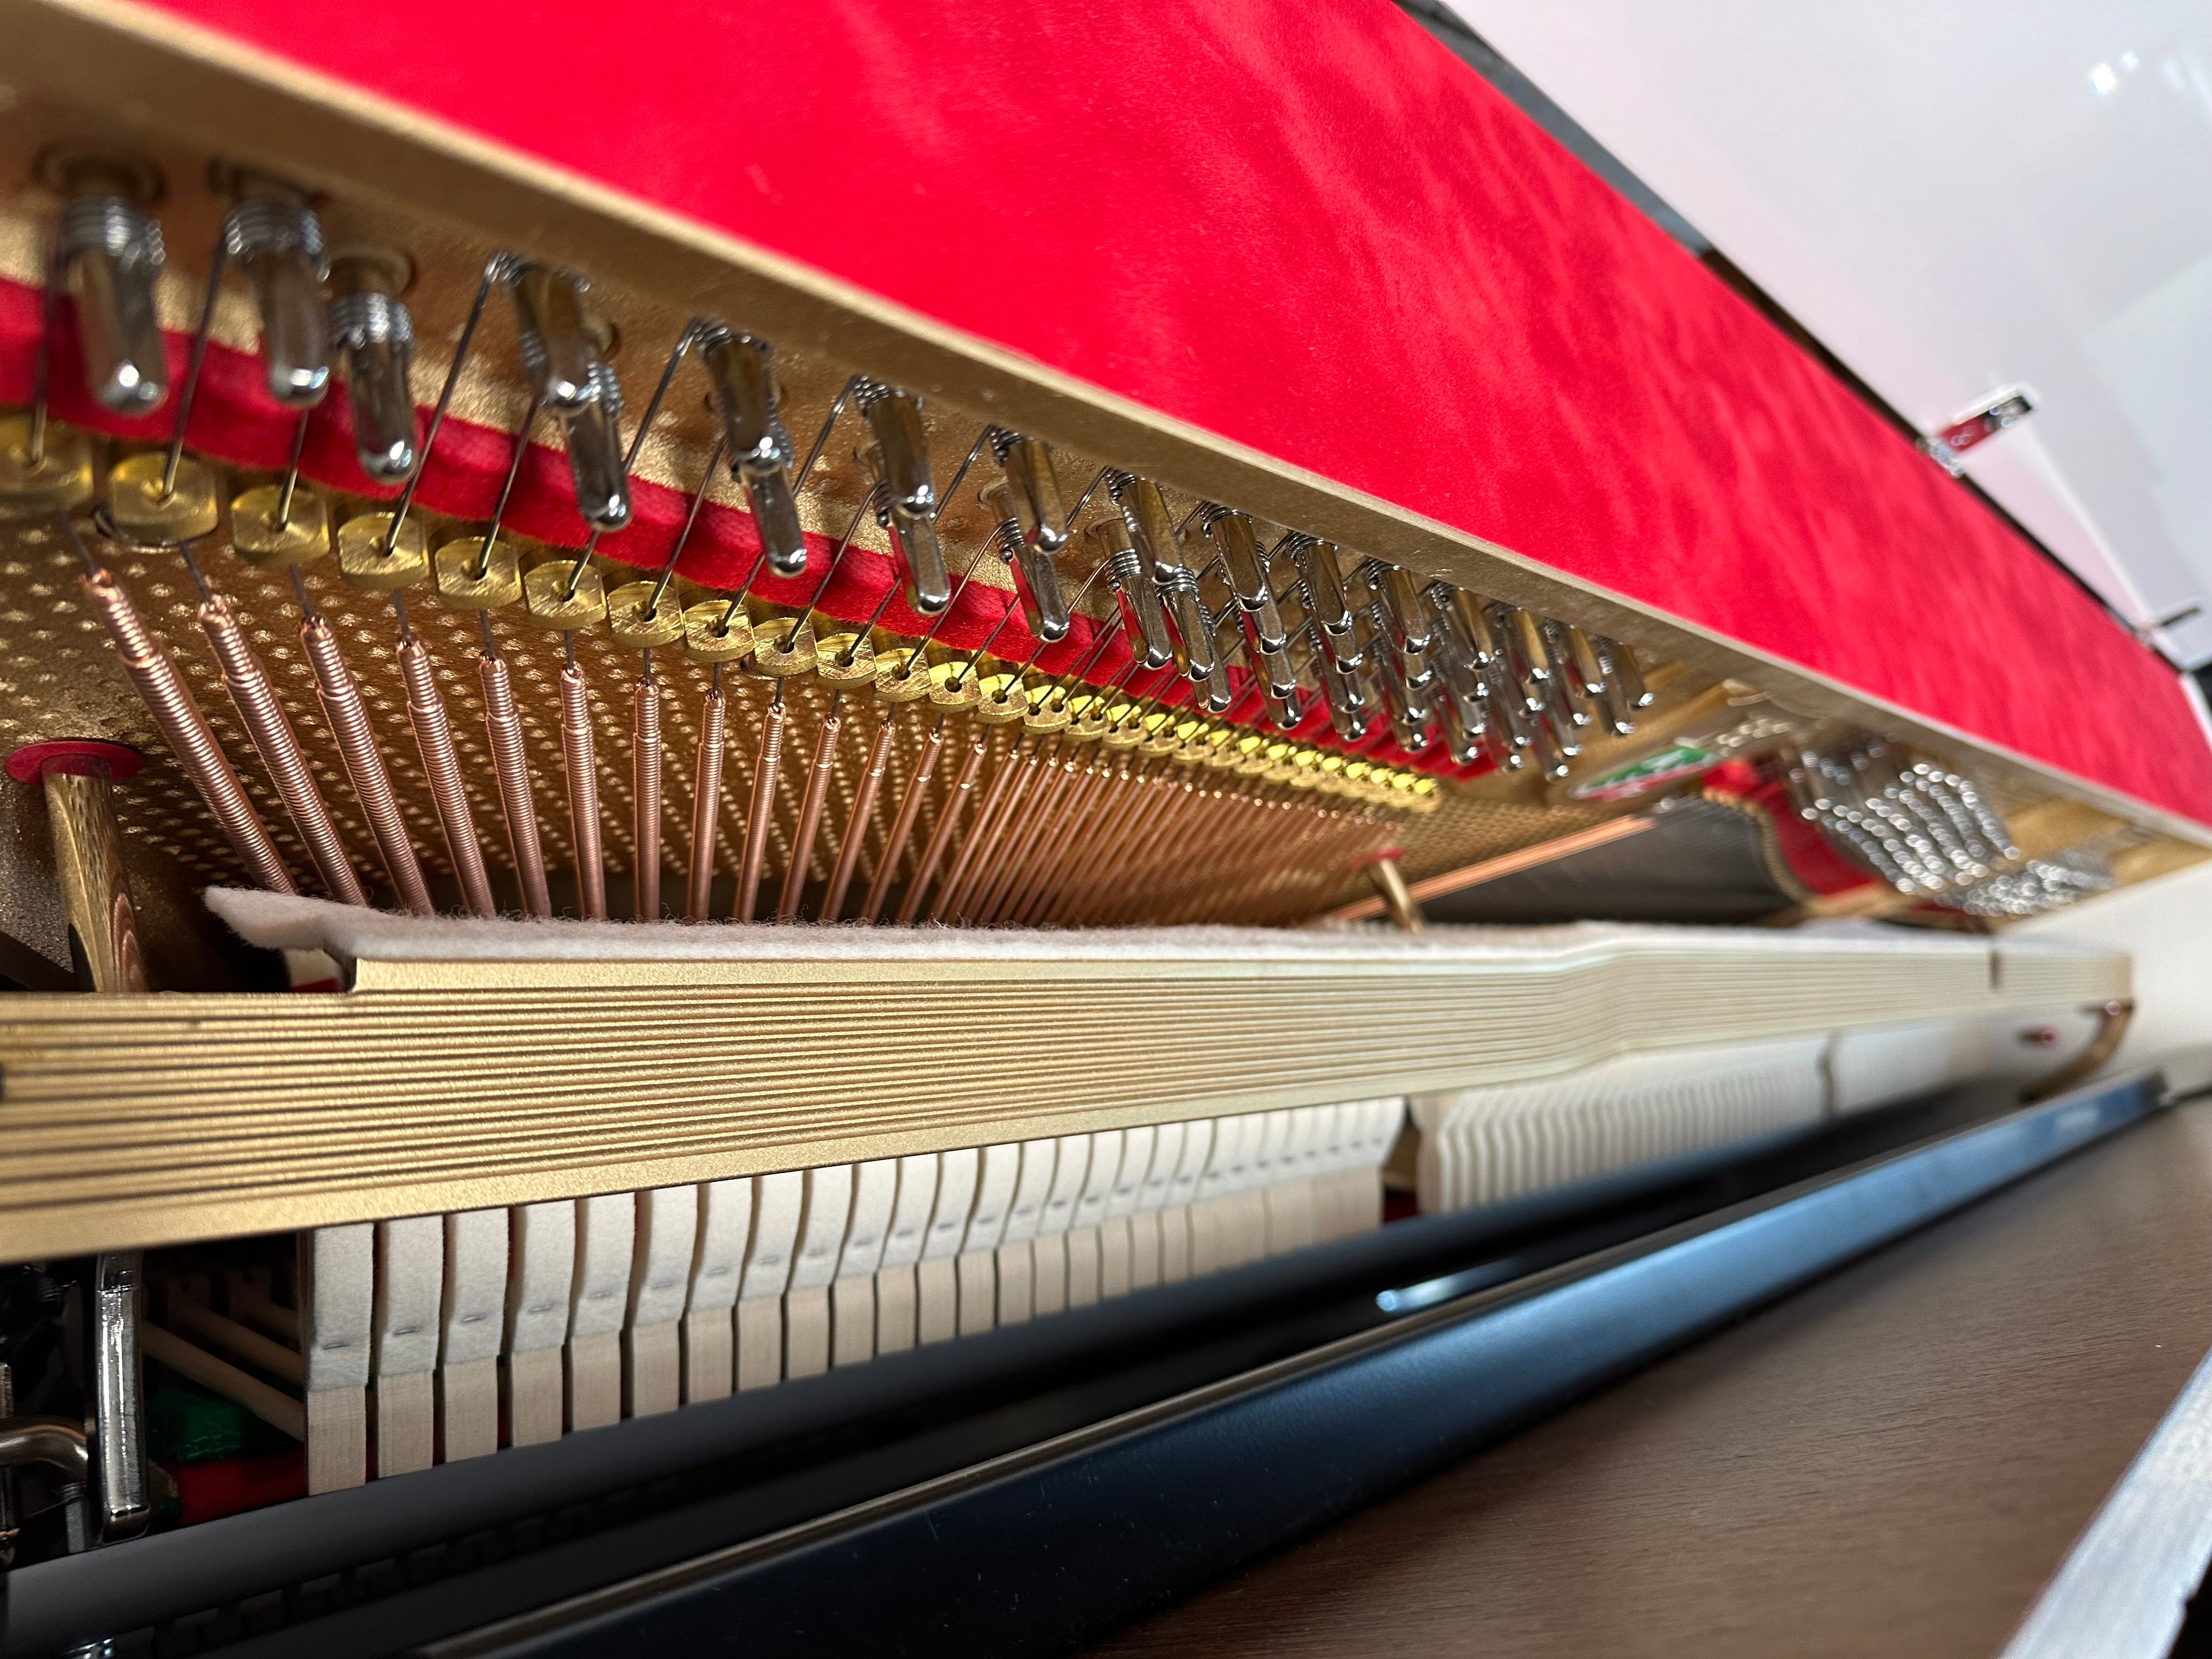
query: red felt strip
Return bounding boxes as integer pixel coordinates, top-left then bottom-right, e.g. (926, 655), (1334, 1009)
(90, 0), (2207, 821)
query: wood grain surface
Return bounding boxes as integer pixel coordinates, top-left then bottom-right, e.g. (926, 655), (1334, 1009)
(1086, 1099), (2212, 1658)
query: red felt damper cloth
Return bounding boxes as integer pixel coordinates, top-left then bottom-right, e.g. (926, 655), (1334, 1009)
(75, 0), (2212, 823)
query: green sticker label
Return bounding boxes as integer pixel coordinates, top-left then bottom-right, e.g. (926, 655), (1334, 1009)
(1567, 741), (1720, 803)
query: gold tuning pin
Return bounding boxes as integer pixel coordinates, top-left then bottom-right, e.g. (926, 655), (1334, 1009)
(705, 330), (810, 578)
(328, 251), (420, 484)
(47, 152), (170, 417)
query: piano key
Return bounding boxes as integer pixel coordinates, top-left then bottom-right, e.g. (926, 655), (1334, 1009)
(567, 1193), (634, 1431)
(875, 1153), (938, 1357)
(958, 1145), (1022, 1339)
(625, 1186), (698, 1416)
(438, 1209), (506, 1460)
(683, 1178), (752, 1403)
(917, 1148), (979, 1346)
(833, 1160), (899, 1368)
(736, 1172), (803, 1391)
(505, 1201), (575, 1446)
(301, 1224), (372, 1494)
(996, 1139), (1060, 1327)
(370, 1215), (441, 1476)
(784, 1167), (854, 1379)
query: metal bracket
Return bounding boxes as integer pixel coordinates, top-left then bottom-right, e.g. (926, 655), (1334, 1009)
(1921, 385), (2037, 475)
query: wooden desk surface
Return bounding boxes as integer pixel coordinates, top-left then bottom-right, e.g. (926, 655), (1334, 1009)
(1088, 1099), (2212, 1658)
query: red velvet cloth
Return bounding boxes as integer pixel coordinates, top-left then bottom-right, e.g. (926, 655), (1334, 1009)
(50, 0), (2212, 821)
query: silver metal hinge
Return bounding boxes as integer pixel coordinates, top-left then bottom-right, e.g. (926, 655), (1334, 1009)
(1921, 385), (2037, 475)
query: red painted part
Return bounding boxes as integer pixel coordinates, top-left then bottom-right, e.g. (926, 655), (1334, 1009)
(1701, 759), (1880, 899)
(4, 738), (146, 785)
(40, 0), (2212, 819)
(160, 1446), (306, 1526)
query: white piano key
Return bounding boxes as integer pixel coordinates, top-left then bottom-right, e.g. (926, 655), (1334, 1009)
(567, 1193), (634, 1431)
(1263, 1108), (1318, 1256)
(1101, 1125), (1153, 1300)
(996, 1138), (1058, 1327)
(371, 1215), (441, 1477)
(683, 1177), (752, 1403)
(833, 1159), (898, 1368)
(438, 1209), (506, 1462)
(957, 1144), (1020, 1337)
(1128, 1120), (1182, 1294)
(875, 1153), (938, 1356)
(300, 1223), (372, 1493)
(736, 1171), (803, 1391)
(917, 1147), (979, 1345)
(625, 1185), (699, 1417)
(1160, 1118), (1212, 1284)
(1031, 1133), (1091, 1317)
(1066, 1128), (1121, 1311)
(784, 1165), (854, 1379)
(505, 1201), (574, 1447)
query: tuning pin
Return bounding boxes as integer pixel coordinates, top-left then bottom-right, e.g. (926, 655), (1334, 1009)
(1260, 678), (1304, 732)
(221, 182), (330, 408)
(1316, 647), (1375, 743)
(328, 252), (420, 484)
(1207, 512), (1289, 652)
(1110, 474), (1181, 582)
(992, 432), (1068, 552)
(1160, 565), (1222, 683)
(563, 363), (633, 532)
(1596, 634), (1652, 710)
(1300, 541), (1362, 671)
(1437, 679), (1486, 766)
(981, 480), (1070, 644)
(508, 263), (605, 415)
(1376, 650), (1435, 755)
(1486, 676), (1535, 758)
(1200, 608), (1239, 713)
(1427, 584), (1500, 670)
(1540, 622), (1596, 733)
(850, 383), (947, 608)
(1364, 561), (1433, 689)
(51, 155), (169, 416)
(509, 265), (630, 531)
(1488, 601), (1554, 713)
(1092, 522), (1176, 670)
(703, 330), (809, 577)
